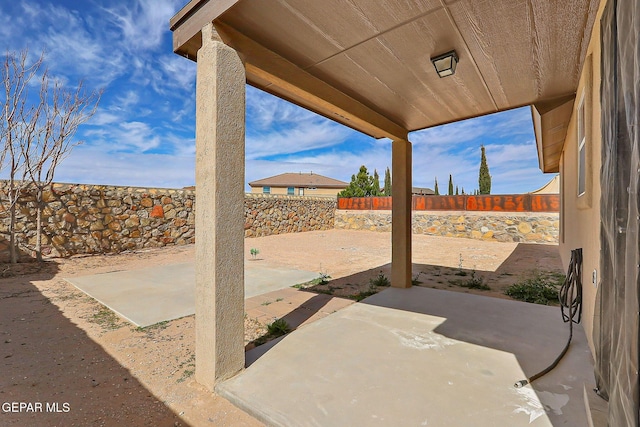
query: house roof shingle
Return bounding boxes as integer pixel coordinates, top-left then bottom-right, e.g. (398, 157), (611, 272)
(249, 172), (348, 188)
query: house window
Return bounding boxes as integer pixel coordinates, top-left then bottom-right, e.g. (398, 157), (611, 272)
(263, 186), (271, 194)
(287, 187), (294, 195)
(299, 188), (304, 196)
(577, 94), (586, 197)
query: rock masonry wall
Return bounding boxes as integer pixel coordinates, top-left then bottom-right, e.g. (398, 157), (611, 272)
(0, 183), (336, 260)
(334, 210), (559, 244)
(1, 183), (196, 259)
(1, 181), (556, 261)
(244, 193), (335, 237)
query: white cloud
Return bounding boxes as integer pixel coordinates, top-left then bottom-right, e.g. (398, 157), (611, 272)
(54, 146), (195, 188)
(246, 122), (350, 160)
(90, 111), (122, 126)
(104, 0), (183, 52)
(159, 55), (196, 90)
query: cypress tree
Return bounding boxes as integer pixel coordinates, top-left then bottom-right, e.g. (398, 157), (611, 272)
(479, 145), (492, 195)
(373, 169), (381, 195)
(455, 185), (459, 195)
(434, 178), (440, 195)
(448, 174), (454, 195)
(383, 167), (392, 196)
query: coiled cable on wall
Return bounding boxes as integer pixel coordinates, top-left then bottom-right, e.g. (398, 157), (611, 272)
(514, 248), (583, 388)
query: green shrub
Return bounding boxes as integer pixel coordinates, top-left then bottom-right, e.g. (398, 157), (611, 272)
(505, 271), (564, 305)
(267, 318), (291, 336)
(450, 270), (490, 291)
(369, 273), (390, 287)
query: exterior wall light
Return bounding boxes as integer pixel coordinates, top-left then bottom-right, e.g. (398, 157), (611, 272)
(431, 50), (458, 78)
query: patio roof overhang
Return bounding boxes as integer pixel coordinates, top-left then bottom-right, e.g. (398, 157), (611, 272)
(171, 0), (599, 167)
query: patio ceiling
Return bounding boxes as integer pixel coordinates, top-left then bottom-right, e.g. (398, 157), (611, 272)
(171, 0), (600, 172)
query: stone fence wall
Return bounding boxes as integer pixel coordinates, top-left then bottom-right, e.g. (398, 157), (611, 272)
(1, 181), (557, 261)
(334, 210), (559, 244)
(0, 183), (335, 260)
(244, 193), (335, 237)
(0, 183), (196, 259)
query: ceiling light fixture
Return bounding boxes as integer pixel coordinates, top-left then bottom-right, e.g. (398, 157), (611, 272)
(431, 50), (458, 78)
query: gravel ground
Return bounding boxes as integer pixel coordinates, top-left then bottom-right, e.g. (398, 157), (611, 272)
(0, 230), (563, 426)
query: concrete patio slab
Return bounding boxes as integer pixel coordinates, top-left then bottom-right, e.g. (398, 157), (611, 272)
(218, 287), (595, 427)
(65, 262), (318, 327)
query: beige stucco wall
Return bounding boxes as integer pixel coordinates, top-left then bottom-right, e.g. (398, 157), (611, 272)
(250, 186), (341, 197)
(559, 0), (605, 356)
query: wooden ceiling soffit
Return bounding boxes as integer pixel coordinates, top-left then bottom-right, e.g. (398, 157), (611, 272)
(216, 22), (408, 141)
(531, 95), (575, 173)
(170, 0), (241, 59)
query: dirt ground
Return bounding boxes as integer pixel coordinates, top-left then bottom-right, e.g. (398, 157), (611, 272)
(0, 230), (563, 426)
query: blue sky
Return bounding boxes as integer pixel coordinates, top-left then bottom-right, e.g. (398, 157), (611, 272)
(1, 0), (555, 194)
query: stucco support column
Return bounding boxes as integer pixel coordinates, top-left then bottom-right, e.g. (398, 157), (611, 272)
(392, 138), (412, 288)
(195, 23), (245, 391)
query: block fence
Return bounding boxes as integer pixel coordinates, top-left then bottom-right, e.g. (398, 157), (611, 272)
(335, 194), (559, 244)
(337, 194), (559, 212)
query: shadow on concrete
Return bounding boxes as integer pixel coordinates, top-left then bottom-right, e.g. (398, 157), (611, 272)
(0, 263), (188, 426)
(221, 286), (593, 426)
(359, 287), (594, 427)
(245, 293), (334, 367)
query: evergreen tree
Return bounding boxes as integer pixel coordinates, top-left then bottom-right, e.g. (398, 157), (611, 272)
(434, 177), (440, 195)
(448, 174), (454, 195)
(338, 165), (381, 197)
(479, 145), (492, 194)
(383, 167), (392, 196)
(373, 169), (381, 195)
(461, 187), (465, 195)
(455, 185), (459, 195)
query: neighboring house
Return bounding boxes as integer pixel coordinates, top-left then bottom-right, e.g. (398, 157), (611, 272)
(248, 172), (347, 197)
(411, 187), (435, 196)
(172, 0), (637, 423)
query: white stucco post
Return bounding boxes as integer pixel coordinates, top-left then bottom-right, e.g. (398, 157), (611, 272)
(195, 23), (245, 391)
(391, 138), (412, 288)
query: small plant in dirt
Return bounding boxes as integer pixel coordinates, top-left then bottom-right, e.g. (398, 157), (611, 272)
(91, 306), (122, 330)
(293, 272), (331, 289)
(135, 320), (170, 333)
(177, 369), (194, 383)
(412, 272), (423, 286)
(505, 270), (565, 305)
(450, 271), (490, 291)
(176, 353), (196, 383)
(347, 289), (378, 302)
(251, 318), (292, 347)
(369, 273), (390, 287)
(267, 318), (291, 336)
(250, 248), (260, 259)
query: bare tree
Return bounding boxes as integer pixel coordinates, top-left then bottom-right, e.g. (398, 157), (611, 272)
(22, 61), (101, 262)
(0, 50), (45, 263)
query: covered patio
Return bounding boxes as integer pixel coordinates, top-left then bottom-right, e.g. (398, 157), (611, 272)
(169, 0), (601, 424)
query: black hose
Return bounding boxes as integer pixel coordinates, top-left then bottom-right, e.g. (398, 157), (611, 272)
(514, 248), (583, 388)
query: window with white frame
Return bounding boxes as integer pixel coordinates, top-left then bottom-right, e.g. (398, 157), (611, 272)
(577, 94), (586, 197)
(263, 186), (271, 194)
(287, 187), (294, 195)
